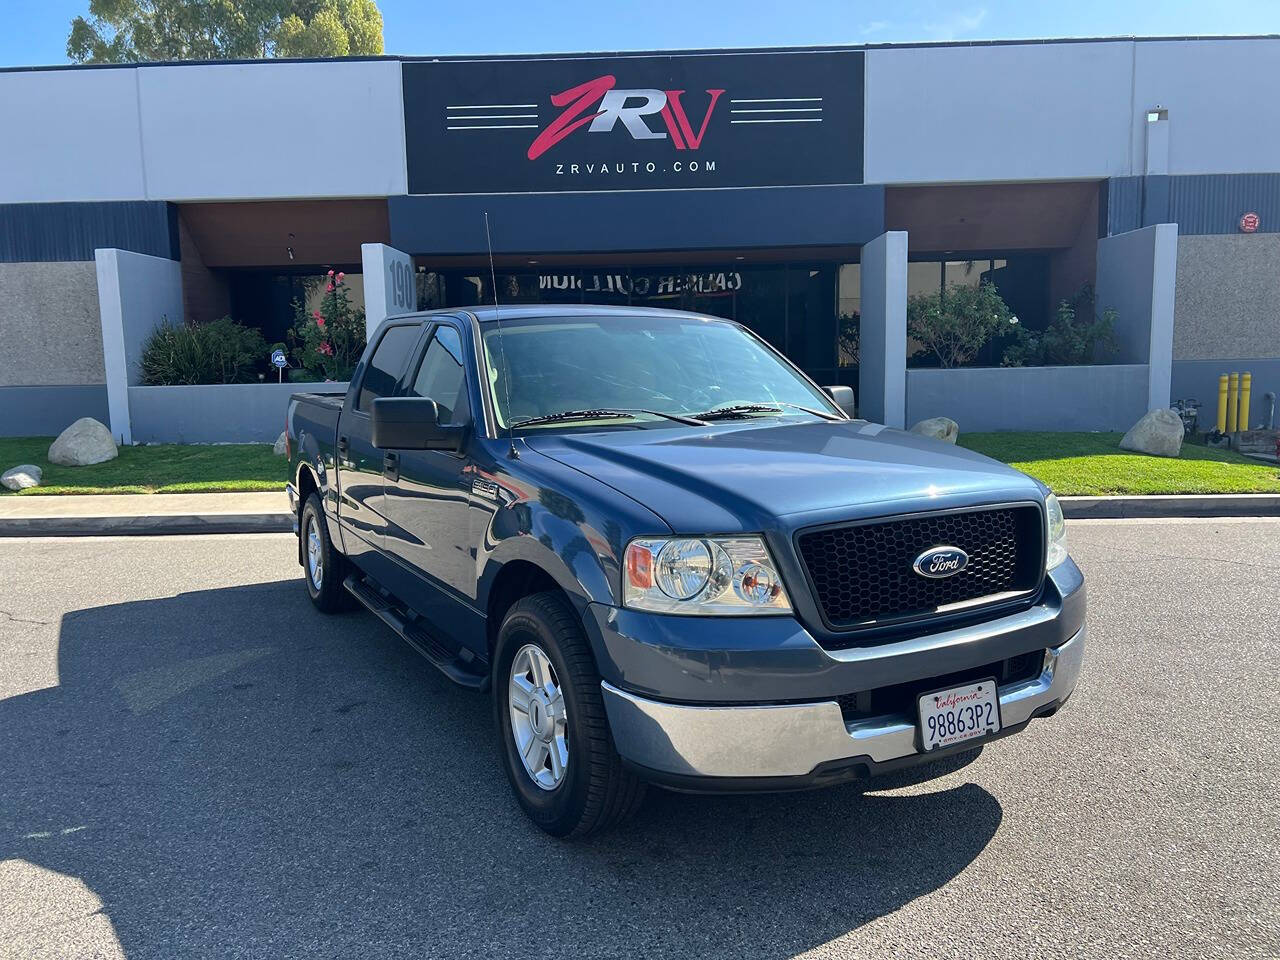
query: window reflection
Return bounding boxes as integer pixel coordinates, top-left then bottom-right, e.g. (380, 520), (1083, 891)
(425, 263), (847, 386)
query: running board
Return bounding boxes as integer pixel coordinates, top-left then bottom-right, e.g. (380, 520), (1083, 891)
(343, 574), (489, 692)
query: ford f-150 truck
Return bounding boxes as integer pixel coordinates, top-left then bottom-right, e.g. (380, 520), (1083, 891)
(286, 305), (1085, 838)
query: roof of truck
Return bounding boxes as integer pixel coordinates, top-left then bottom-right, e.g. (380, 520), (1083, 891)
(464, 304), (723, 324)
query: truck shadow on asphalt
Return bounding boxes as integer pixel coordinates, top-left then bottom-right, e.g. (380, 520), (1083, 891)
(1, 578), (1001, 959)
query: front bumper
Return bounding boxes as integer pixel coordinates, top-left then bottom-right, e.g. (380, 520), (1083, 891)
(601, 623), (1085, 790)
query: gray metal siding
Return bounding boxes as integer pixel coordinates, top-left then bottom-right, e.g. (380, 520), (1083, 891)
(0, 201), (179, 262)
(1105, 177), (1144, 235)
(1167, 174), (1280, 234)
(1107, 173), (1280, 236)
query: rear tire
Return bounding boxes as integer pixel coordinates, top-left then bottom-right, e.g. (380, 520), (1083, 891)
(301, 493), (350, 613)
(493, 592), (646, 838)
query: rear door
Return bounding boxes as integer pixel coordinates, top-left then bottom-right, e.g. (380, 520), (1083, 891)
(335, 322), (424, 574)
(381, 320), (479, 644)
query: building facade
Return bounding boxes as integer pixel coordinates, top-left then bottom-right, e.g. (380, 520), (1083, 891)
(2, 36), (1279, 440)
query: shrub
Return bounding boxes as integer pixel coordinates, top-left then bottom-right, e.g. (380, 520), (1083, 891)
(1002, 284), (1119, 366)
(290, 269), (365, 381)
(906, 281), (1019, 368)
(139, 316), (268, 385)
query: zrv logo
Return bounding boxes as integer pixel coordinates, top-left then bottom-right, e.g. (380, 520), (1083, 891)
(403, 50), (865, 193)
(527, 75), (724, 160)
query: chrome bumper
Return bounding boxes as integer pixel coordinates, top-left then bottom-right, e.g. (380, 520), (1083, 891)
(601, 624), (1085, 781)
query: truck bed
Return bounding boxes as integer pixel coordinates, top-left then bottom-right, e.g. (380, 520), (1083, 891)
(291, 391), (346, 410)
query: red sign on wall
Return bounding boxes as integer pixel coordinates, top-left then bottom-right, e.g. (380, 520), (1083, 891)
(1239, 212), (1260, 233)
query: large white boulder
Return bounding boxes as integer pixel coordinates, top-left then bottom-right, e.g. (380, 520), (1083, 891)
(47, 418), (118, 466)
(1119, 408), (1184, 457)
(1, 464), (42, 491)
(909, 417), (959, 444)
(273, 431), (288, 456)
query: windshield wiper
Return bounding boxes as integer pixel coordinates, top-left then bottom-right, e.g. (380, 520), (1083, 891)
(512, 408), (706, 429)
(689, 402), (841, 422)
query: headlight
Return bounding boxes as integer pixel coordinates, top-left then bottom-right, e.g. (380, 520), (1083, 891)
(624, 536), (792, 615)
(1045, 493), (1068, 570)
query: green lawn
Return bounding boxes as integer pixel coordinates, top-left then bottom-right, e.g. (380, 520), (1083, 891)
(4, 430), (1276, 498)
(960, 432), (1280, 496)
(0, 437), (287, 495)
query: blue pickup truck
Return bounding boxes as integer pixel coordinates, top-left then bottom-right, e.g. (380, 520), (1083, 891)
(286, 305), (1085, 838)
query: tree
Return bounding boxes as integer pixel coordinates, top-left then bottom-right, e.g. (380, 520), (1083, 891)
(66, 0), (383, 64)
(906, 281), (1019, 369)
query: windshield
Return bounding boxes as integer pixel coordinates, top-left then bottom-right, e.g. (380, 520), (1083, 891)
(481, 314), (839, 429)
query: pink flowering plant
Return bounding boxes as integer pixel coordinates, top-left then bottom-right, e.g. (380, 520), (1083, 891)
(291, 270), (364, 381)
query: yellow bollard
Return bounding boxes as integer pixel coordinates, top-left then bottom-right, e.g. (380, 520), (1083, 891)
(1227, 373), (1239, 432)
(1217, 374), (1229, 433)
(1240, 372), (1252, 431)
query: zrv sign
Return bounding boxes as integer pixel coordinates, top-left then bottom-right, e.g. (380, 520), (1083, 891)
(402, 50), (864, 194)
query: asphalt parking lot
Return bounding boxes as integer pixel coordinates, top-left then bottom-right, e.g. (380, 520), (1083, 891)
(1, 520), (1278, 959)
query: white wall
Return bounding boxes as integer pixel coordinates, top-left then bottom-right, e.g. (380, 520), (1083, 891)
(138, 60), (407, 200)
(361, 243), (414, 342)
(0, 60), (406, 204)
(4, 39), (1280, 205)
(1095, 224), (1178, 411)
(96, 248), (184, 443)
(1131, 40), (1280, 175)
(865, 42), (1134, 184)
(858, 231), (908, 427)
(0, 68), (146, 202)
(865, 37), (1280, 186)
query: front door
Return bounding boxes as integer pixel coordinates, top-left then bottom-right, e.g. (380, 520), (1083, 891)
(381, 322), (479, 648)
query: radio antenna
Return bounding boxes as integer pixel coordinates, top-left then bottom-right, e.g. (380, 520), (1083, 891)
(484, 211), (518, 459)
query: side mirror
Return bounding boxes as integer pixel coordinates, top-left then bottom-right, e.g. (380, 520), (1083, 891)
(823, 385), (857, 419)
(371, 397), (465, 451)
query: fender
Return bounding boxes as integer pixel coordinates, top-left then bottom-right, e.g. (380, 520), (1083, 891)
(291, 429), (344, 555)
(475, 497), (619, 617)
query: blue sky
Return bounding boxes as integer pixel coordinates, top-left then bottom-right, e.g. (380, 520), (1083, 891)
(3, 0), (1278, 67)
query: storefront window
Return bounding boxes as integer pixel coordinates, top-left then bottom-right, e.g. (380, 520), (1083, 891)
(836, 264), (860, 377)
(428, 263), (844, 386)
(227, 269), (365, 346)
(907, 262), (942, 299)
(905, 255), (1049, 368)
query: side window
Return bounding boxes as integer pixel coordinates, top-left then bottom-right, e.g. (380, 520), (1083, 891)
(407, 325), (470, 425)
(357, 324), (421, 413)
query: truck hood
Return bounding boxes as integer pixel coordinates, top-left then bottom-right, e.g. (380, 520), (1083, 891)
(524, 419), (1045, 534)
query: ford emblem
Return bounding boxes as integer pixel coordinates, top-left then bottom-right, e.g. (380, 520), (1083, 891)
(913, 545), (969, 579)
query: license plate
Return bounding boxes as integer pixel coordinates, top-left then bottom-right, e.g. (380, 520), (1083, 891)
(918, 678), (1000, 752)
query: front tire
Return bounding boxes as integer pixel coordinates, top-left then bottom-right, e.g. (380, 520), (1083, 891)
(493, 592), (645, 838)
(301, 493), (350, 613)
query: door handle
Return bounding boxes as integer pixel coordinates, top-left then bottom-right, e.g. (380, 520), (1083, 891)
(383, 451), (400, 481)
(337, 435), (349, 461)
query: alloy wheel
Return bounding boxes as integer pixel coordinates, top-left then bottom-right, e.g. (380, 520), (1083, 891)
(306, 515), (323, 590)
(508, 643), (569, 790)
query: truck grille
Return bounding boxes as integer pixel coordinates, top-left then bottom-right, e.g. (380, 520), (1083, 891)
(796, 505), (1043, 632)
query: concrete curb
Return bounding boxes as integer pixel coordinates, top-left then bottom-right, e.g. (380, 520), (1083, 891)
(0, 512), (292, 537)
(1060, 494), (1280, 518)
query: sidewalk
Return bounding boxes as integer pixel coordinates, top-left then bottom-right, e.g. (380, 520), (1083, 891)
(0, 492), (291, 536)
(3, 490), (1280, 537)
